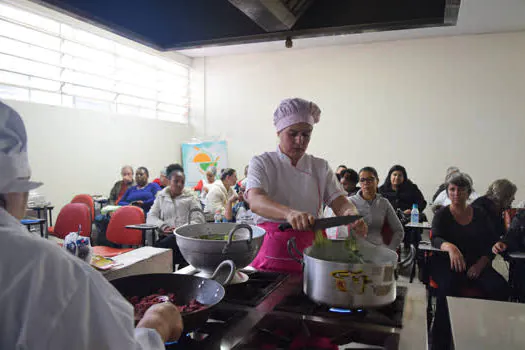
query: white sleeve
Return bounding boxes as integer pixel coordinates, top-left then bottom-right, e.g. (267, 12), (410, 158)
(189, 197), (206, 224)
(323, 161), (346, 206)
(246, 155), (269, 195)
(46, 270), (164, 350)
(433, 190), (447, 206)
(147, 196), (166, 229)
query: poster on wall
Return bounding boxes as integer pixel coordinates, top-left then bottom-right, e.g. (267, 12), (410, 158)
(181, 140), (229, 187)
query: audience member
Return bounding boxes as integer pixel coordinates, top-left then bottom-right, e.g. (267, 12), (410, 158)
(152, 168), (169, 189)
(205, 168), (238, 215)
(109, 165), (134, 205)
(193, 166), (217, 203)
(148, 164), (205, 269)
(430, 172), (509, 350)
(225, 185), (250, 222)
(348, 167), (404, 250)
(433, 172), (479, 212)
(340, 168), (360, 195)
(118, 166), (161, 214)
(432, 166), (460, 202)
(335, 164), (347, 181)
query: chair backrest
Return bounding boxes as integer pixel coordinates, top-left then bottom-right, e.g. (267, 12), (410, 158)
(53, 203), (92, 239)
(106, 206), (145, 245)
(381, 219), (394, 246)
(504, 208), (525, 231)
(71, 194), (95, 221)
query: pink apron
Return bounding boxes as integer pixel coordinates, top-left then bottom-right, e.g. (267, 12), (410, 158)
(250, 222), (316, 273)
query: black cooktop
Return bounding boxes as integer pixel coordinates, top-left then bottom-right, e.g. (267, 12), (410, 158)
(223, 270), (288, 307)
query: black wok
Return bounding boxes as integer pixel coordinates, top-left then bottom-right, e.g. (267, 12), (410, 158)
(110, 260), (235, 332)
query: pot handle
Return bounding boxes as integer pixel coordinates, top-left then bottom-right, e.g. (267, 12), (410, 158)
(210, 259), (236, 285)
(222, 224), (253, 254)
(187, 207), (205, 225)
(287, 237), (303, 264)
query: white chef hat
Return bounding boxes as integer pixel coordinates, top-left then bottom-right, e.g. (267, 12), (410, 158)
(0, 101), (42, 194)
(273, 98), (321, 133)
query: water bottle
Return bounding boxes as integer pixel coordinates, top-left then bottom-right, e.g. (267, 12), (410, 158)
(236, 206), (247, 223)
(410, 204), (419, 225)
(214, 210), (223, 223)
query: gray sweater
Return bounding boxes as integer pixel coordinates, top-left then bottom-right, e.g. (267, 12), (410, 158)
(349, 191), (404, 250)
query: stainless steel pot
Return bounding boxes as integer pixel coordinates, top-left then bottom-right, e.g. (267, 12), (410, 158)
(175, 210), (266, 275)
(288, 238), (398, 308)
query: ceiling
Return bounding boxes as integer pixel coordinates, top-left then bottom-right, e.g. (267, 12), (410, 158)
(31, 0), (525, 58)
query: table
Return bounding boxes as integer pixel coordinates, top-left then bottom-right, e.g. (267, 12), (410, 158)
(125, 223), (158, 246)
(21, 218), (47, 238)
(101, 247), (172, 281)
(405, 222), (431, 229)
(448, 296), (525, 350)
(28, 205), (54, 227)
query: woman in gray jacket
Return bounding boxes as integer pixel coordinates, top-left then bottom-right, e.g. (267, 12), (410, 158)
(147, 164), (205, 269)
(349, 167), (404, 251)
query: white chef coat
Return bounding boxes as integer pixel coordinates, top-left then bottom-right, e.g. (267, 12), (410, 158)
(205, 180), (236, 215)
(246, 147), (347, 224)
(433, 189), (480, 207)
(0, 207), (164, 350)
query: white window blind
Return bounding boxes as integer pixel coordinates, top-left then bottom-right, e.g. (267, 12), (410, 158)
(0, 3), (189, 123)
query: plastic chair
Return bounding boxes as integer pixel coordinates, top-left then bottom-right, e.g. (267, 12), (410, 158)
(92, 206), (145, 257)
(47, 203), (92, 239)
(71, 194), (95, 221)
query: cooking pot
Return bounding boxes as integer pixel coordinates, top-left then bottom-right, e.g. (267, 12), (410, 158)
(288, 238), (398, 308)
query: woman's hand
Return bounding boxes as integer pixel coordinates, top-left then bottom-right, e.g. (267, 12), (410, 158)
(131, 200), (144, 207)
(441, 243), (466, 272)
(286, 210), (315, 231)
(228, 193), (238, 204)
(492, 241), (507, 255)
(403, 209), (411, 215)
(467, 258), (489, 280)
(349, 219), (367, 237)
(163, 226), (175, 234)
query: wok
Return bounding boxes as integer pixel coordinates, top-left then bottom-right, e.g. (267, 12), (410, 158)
(110, 260), (235, 332)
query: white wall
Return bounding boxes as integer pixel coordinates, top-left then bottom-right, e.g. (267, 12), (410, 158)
(4, 100), (192, 212)
(193, 31), (525, 209)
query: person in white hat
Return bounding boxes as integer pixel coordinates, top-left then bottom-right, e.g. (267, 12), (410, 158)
(245, 98), (367, 273)
(0, 101), (182, 349)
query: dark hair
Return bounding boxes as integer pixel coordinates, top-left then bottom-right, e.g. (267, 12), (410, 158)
(446, 172), (473, 195)
(359, 166), (379, 180)
(337, 165), (347, 170)
(137, 166), (149, 177)
(166, 163), (184, 179)
(382, 165), (411, 189)
(341, 168), (359, 184)
(220, 168), (236, 181)
(335, 165), (347, 180)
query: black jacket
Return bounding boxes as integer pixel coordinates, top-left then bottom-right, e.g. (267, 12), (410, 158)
(502, 210), (525, 252)
(472, 196), (506, 240)
(379, 181), (427, 212)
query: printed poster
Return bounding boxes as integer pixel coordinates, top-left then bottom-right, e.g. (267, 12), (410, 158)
(181, 141), (229, 187)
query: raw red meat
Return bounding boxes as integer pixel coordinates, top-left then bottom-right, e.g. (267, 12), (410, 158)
(128, 289), (206, 319)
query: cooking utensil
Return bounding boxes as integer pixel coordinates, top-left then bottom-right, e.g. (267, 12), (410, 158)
(110, 260), (235, 332)
(287, 238), (397, 308)
(175, 210), (266, 278)
(278, 215), (362, 232)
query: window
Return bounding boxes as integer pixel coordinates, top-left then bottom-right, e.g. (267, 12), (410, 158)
(0, 3), (189, 123)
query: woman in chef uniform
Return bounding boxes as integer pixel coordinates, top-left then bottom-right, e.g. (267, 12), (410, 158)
(246, 98), (367, 273)
(0, 101), (182, 350)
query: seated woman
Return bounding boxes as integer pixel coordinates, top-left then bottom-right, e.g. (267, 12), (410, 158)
(348, 167), (404, 251)
(147, 164), (205, 269)
(108, 165), (134, 205)
(472, 179), (517, 240)
(193, 166), (217, 201)
(205, 168), (238, 216)
(430, 172), (509, 350)
(118, 166), (161, 214)
(224, 185), (251, 223)
(432, 166), (460, 203)
(433, 172), (479, 213)
(379, 165), (427, 248)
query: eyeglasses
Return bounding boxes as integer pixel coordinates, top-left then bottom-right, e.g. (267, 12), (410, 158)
(359, 177), (376, 184)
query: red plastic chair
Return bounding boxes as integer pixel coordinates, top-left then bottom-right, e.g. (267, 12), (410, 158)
(92, 206), (145, 257)
(48, 203), (92, 239)
(71, 194), (95, 221)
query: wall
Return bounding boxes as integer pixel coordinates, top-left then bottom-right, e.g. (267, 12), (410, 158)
(193, 31), (525, 210)
(4, 99), (192, 212)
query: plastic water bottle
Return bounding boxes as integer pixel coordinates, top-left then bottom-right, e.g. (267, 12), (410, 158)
(410, 204), (419, 225)
(214, 210), (223, 223)
(236, 206), (247, 223)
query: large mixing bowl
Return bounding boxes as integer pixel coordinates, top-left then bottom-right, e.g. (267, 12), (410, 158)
(175, 222), (266, 275)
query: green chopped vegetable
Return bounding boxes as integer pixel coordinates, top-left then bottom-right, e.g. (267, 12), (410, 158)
(313, 229), (364, 264)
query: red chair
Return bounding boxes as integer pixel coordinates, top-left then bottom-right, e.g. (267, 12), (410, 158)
(71, 194), (95, 221)
(92, 206), (145, 257)
(48, 203), (92, 239)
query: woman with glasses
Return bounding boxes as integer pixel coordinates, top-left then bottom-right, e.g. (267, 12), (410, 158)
(348, 167), (404, 251)
(430, 172), (509, 350)
(246, 98), (367, 273)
